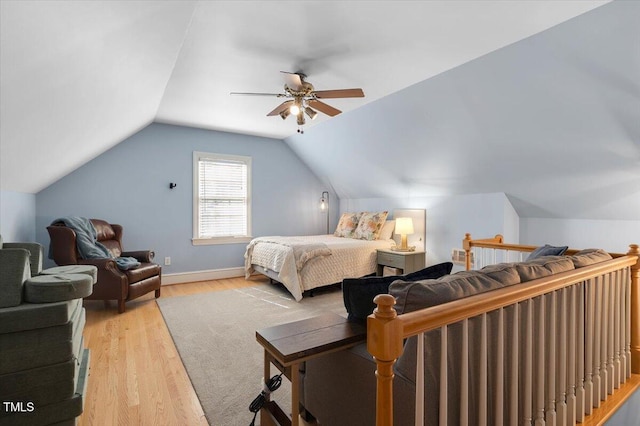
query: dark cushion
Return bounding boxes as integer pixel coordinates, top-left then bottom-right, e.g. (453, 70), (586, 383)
(515, 256), (575, 282)
(342, 262), (453, 322)
(526, 244), (568, 260)
(477, 263), (521, 285)
(123, 262), (161, 283)
(390, 270), (513, 315)
(91, 219), (116, 241)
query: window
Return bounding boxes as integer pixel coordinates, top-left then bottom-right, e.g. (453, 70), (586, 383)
(193, 152), (252, 245)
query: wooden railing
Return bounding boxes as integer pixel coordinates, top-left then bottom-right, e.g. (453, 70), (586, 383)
(367, 235), (639, 426)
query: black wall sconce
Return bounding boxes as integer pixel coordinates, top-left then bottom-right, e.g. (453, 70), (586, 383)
(169, 182), (177, 189)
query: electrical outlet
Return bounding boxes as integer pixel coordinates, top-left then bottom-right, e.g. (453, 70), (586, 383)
(164, 257), (171, 266)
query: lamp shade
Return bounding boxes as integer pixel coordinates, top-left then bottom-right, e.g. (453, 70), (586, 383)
(394, 217), (414, 235)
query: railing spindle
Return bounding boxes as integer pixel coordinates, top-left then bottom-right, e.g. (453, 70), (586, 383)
(557, 288), (568, 426)
(510, 304), (520, 426)
(524, 300), (534, 426)
(461, 319), (469, 426)
(614, 270), (622, 389)
(479, 313), (488, 426)
(535, 296), (546, 426)
(568, 285), (578, 426)
(496, 308), (505, 426)
(593, 276), (602, 408)
(545, 292), (556, 426)
(607, 272), (615, 395)
(620, 268), (631, 381)
(576, 281), (586, 422)
(439, 326), (448, 425)
(416, 332), (424, 426)
(600, 274), (609, 399)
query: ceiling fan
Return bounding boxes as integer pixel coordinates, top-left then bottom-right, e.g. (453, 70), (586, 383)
(231, 71), (365, 133)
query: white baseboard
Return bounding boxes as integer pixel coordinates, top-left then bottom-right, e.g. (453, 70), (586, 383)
(161, 267), (245, 285)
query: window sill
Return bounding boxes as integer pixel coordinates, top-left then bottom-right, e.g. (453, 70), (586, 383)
(192, 236), (253, 246)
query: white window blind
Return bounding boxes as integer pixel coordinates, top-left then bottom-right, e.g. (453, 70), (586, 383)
(193, 152), (251, 244)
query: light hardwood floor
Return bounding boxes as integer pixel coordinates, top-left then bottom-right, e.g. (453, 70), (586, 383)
(78, 276), (267, 426)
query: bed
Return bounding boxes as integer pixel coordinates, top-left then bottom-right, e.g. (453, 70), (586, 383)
(244, 209), (426, 301)
(244, 234), (393, 301)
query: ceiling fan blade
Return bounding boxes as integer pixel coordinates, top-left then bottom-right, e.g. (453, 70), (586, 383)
(313, 88), (365, 99)
(308, 100), (341, 117)
(230, 92), (284, 97)
(267, 100), (294, 116)
(280, 71), (304, 91)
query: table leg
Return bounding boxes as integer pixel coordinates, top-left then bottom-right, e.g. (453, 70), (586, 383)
(291, 363), (300, 426)
(261, 350), (274, 426)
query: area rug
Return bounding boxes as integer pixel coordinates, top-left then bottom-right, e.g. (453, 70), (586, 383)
(157, 284), (347, 426)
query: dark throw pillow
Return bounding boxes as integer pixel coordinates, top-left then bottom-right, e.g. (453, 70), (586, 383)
(526, 244), (568, 260)
(342, 262), (453, 323)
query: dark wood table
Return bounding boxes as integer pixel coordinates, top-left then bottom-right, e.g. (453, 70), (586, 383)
(256, 313), (367, 426)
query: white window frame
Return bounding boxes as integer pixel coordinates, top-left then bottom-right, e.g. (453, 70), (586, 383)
(192, 151), (252, 245)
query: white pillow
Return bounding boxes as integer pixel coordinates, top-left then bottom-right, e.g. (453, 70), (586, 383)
(378, 220), (395, 240)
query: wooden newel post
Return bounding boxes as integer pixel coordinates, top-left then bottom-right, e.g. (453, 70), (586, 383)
(463, 233), (472, 271)
(628, 244), (640, 374)
(368, 294), (404, 426)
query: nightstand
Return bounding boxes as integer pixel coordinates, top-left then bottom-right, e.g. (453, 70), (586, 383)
(376, 249), (426, 275)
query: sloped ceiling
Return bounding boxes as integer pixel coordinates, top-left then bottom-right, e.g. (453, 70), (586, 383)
(285, 0), (640, 220)
(0, 0), (610, 194)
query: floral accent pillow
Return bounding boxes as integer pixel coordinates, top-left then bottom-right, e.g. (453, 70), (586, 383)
(334, 212), (362, 238)
(353, 211), (389, 240)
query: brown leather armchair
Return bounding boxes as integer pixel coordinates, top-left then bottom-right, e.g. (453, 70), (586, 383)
(47, 219), (161, 313)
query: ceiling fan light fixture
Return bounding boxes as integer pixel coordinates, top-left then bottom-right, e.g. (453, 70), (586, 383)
(279, 109), (291, 120)
(305, 107), (318, 120)
(232, 72), (365, 131)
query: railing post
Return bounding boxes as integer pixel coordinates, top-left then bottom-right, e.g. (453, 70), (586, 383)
(368, 294), (404, 426)
(628, 244), (640, 374)
(463, 233), (472, 271)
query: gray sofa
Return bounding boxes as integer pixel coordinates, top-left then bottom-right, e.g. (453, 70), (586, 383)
(301, 248), (613, 425)
(0, 236), (95, 426)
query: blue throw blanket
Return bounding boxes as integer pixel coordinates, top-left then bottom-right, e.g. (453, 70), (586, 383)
(50, 216), (140, 270)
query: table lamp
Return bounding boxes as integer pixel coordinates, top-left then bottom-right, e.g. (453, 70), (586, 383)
(394, 217), (414, 251)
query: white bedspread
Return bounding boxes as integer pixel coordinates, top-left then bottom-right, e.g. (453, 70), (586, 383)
(244, 235), (392, 301)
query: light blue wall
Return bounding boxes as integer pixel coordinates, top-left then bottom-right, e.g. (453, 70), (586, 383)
(0, 190), (36, 242)
(520, 217), (640, 253)
(340, 192), (519, 270)
(35, 123), (336, 273)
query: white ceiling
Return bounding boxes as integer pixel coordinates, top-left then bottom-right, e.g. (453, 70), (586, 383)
(285, 0), (640, 220)
(0, 0), (610, 194)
